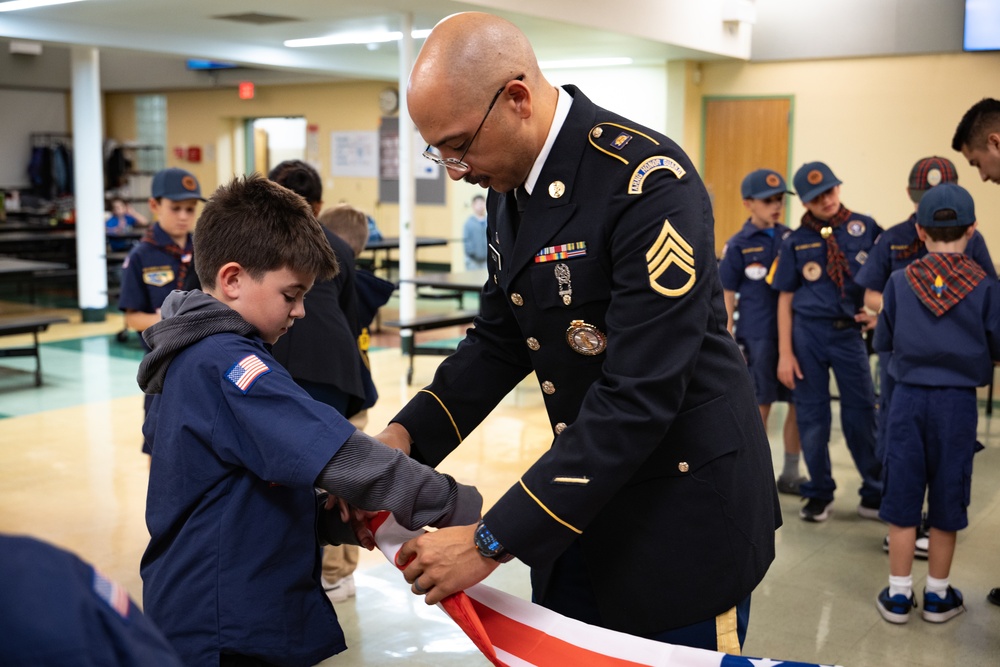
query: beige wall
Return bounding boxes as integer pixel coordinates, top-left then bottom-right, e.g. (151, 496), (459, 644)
(105, 52), (1000, 261)
(104, 81), (461, 266)
(689, 51), (1000, 253)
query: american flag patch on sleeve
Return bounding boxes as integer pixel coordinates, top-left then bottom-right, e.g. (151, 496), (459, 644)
(226, 354), (271, 394)
(93, 567), (130, 618)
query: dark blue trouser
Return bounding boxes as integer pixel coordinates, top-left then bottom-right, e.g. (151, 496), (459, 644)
(534, 540), (750, 651)
(792, 318), (881, 504)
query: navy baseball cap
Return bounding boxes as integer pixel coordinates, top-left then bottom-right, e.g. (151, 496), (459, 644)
(741, 169), (794, 199)
(793, 162), (842, 204)
(151, 168), (205, 201)
(907, 156), (958, 203)
(917, 182), (975, 228)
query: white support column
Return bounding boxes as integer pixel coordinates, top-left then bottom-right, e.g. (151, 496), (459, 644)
(71, 45), (108, 322)
(397, 13), (417, 352)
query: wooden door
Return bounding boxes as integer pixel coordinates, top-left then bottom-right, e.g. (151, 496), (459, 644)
(253, 127), (269, 175)
(702, 98), (791, 256)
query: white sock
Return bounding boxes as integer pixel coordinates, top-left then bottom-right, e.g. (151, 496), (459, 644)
(926, 575), (950, 596)
(888, 574), (913, 598)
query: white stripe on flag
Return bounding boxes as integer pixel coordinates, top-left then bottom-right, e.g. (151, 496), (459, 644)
(369, 514), (840, 667)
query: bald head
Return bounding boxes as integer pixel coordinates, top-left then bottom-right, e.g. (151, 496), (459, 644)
(411, 13), (540, 107)
(407, 12), (557, 192)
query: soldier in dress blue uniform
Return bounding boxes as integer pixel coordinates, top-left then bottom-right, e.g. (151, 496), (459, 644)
(770, 161), (883, 523)
(381, 12), (780, 653)
(0, 533), (183, 667)
(118, 167), (204, 454)
(873, 183), (1000, 624)
(719, 169), (805, 495)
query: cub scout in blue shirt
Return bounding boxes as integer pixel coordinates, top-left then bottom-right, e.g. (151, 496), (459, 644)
(719, 169), (804, 494)
(873, 183), (1000, 625)
(770, 161), (883, 523)
(136, 175), (482, 666)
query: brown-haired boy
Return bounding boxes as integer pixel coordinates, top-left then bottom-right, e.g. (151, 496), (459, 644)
(136, 174), (481, 665)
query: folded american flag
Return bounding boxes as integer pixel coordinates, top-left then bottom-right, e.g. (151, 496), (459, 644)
(369, 513), (839, 667)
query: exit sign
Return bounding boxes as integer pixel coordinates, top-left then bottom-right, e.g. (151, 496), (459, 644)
(238, 81), (255, 100)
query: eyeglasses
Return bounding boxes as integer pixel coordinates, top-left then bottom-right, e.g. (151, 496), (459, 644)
(422, 74), (524, 173)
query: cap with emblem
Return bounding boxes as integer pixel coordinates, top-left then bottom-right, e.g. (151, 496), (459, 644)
(917, 182), (975, 228)
(151, 167), (206, 202)
(741, 169), (794, 200)
(793, 162), (842, 204)
(907, 156), (958, 203)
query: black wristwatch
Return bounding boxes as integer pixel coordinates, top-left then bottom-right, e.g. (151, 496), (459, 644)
(473, 519), (514, 563)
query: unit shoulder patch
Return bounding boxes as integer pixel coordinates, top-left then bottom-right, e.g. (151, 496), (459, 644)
(628, 156), (686, 195)
(646, 219), (696, 297)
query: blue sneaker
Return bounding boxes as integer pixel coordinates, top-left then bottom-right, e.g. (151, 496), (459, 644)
(922, 586), (965, 623)
(877, 587), (916, 624)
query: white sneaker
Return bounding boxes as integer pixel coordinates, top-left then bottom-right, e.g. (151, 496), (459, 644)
(323, 574), (356, 603)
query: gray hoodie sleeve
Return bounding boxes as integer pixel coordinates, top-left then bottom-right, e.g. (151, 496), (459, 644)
(315, 430), (482, 530)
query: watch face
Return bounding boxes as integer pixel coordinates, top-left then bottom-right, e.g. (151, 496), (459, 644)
(379, 88), (399, 114)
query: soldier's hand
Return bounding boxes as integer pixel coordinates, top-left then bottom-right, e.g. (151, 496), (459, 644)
(395, 524), (499, 605)
(373, 423), (413, 456)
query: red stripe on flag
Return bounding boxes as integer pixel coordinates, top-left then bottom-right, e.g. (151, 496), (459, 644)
(468, 597), (649, 667)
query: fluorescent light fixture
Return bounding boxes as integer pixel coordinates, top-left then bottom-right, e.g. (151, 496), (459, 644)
(285, 28), (431, 48)
(9, 40), (43, 55)
(539, 57), (633, 70)
(0, 0), (86, 12)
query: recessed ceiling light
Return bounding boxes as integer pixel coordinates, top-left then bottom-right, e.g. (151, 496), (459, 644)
(0, 0), (86, 12)
(285, 28), (431, 48)
(539, 57), (634, 70)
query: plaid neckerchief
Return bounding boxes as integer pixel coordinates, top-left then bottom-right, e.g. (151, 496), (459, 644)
(904, 252), (986, 317)
(800, 205), (853, 291)
(142, 223), (193, 289)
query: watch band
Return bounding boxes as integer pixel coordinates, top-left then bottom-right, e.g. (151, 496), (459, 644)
(474, 520), (514, 563)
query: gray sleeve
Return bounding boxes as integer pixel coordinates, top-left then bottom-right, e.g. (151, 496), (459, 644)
(315, 430), (483, 530)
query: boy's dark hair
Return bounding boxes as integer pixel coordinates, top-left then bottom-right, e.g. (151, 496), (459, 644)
(952, 98), (1000, 151)
(318, 204), (369, 257)
(472, 194), (485, 204)
(921, 221), (971, 243)
(268, 159), (323, 205)
(194, 174), (338, 289)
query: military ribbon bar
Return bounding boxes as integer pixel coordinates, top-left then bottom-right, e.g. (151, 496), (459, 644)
(535, 242), (587, 263)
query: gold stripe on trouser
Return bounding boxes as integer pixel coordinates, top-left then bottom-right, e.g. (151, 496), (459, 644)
(715, 605), (741, 655)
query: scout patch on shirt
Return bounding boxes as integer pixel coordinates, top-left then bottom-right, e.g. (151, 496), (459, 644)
(646, 219), (695, 297)
(855, 250), (869, 265)
(93, 567), (130, 619)
(847, 220), (866, 237)
(745, 262), (768, 281)
(226, 354), (271, 394)
(628, 156), (686, 195)
(142, 265), (175, 287)
(802, 261), (823, 281)
(535, 241), (587, 263)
